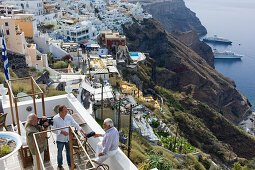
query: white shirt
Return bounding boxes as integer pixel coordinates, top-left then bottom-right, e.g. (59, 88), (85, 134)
(53, 114), (82, 142)
(102, 127), (119, 154)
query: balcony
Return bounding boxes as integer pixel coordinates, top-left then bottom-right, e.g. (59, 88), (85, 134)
(1, 92), (137, 169)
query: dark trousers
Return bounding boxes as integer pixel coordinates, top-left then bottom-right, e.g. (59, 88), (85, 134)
(57, 141), (71, 166)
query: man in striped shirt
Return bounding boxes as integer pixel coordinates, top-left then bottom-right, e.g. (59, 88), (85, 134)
(93, 118), (119, 164)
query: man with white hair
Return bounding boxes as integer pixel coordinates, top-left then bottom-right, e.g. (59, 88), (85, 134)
(25, 113), (48, 170)
(93, 118), (119, 164)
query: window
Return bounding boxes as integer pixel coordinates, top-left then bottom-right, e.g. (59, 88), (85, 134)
(5, 22), (8, 26)
(36, 55), (41, 60)
(6, 30), (10, 35)
(26, 4), (29, 8)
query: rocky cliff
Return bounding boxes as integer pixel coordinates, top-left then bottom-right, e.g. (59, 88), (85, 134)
(171, 30), (214, 67)
(124, 18), (252, 124)
(128, 0), (207, 35)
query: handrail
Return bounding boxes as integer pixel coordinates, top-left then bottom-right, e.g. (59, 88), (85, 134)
(33, 126), (96, 170)
(15, 92), (43, 99)
(6, 77), (46, 134)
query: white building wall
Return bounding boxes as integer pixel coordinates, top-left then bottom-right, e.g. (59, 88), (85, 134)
(3, 0), (44, 16)
(49, 43), (69, 59)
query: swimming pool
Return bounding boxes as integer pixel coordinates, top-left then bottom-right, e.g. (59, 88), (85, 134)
(129, 52), (140, 60)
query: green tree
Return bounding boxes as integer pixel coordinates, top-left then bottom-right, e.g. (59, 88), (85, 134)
(47, 52), (53, 66)
(53, 61), (68, 69)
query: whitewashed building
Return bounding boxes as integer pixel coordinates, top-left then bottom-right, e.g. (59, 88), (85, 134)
(2, 0), (44, 16)
(58, 21), (97, 43)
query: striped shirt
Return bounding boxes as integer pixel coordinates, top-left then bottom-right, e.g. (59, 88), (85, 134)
(102, 127), (119, 154)
(53, 114), (82, 142)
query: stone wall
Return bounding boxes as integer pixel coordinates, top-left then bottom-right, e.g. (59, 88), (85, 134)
(0, 49), (27, 77)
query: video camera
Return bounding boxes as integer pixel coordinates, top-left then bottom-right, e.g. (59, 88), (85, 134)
(38, 117), (54, 128)
(86, 131), (95, 138)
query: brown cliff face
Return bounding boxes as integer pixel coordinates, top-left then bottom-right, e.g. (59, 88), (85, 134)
(124, 18), (252, 124)
(171, 30), (214, 68)
(128, 0), (207, 35)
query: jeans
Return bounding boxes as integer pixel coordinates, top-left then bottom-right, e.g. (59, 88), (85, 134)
(57, 141), (71, 166)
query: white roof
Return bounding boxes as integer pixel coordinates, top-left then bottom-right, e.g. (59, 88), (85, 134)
(59, 75), (85, 82)
(94, 86), (113, 100)
(91, 68), (109, 74)
(108, 66), (118, 73)
(87, 44), (100, 48)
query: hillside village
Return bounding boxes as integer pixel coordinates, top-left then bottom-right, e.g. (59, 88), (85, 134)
(0, 0), (255, 170)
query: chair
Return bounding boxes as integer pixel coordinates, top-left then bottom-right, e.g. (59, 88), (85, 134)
(0, 113), (7, 130)
(85, 160), (109, 170)
(53, 105), (74, 115)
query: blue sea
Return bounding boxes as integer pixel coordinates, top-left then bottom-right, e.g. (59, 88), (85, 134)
(184, 0), (255, 110)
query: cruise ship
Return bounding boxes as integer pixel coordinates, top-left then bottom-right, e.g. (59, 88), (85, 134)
(214, 50), (243, 59)
(203, 35), (232, 44)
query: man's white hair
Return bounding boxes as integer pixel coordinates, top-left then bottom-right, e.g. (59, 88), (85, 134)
(104, 118), (113, 127)
(27, 113), (36, 123)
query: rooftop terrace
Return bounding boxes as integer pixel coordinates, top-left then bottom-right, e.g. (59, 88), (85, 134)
(1, 93), (137, 170)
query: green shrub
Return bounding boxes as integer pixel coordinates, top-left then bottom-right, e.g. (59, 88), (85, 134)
(144, 151), (172, 170)
(30, 66), (37, 72)
(244, 158), (255, 169)
(53, 61), (68, 69)
(46, 87), (66, 97)
(151, 119), (160, 128)
(234, 162), (242, 170)
(0, 145), (12, 157)
(160, 135), (195, 154)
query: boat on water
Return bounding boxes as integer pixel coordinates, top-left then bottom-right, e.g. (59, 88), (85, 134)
(203, 35), (232, 44)
(213, 49), (243, 59)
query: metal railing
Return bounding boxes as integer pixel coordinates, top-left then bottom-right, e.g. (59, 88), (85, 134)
(33, 126), (96, 170)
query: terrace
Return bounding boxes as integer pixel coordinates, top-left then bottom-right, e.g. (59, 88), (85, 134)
(0, 77), (137, 170)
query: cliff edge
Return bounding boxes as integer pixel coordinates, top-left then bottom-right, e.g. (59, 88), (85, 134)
(124, 18), (252, 124)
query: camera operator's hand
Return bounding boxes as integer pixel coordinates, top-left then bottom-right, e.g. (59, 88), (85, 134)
(41, 116), (47, 121)
(43, 122), (49, 127)
(61, 131), (69, 136)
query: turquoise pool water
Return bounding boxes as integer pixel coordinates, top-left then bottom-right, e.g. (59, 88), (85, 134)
(129, 52), (140, 60)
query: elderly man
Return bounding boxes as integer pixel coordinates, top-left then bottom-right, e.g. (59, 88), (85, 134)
(93, 118), (119, 165)
(25, 113), (48, 170)
(53, 105), (86, 169)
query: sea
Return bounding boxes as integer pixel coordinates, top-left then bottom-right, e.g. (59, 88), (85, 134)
(184, 0), (255, 111)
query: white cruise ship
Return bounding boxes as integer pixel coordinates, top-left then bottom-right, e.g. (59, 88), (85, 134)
(203, 35), (232, 44)
(214, 50), (243, 59)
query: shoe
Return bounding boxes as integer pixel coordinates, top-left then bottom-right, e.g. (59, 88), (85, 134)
(68, 164), (77, 169)
(58, 165), (64, 170)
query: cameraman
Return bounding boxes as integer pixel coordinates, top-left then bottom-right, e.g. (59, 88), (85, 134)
(25, 113), (48, 170)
